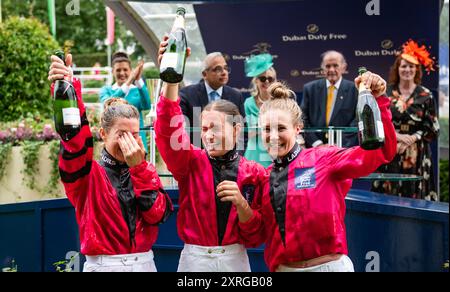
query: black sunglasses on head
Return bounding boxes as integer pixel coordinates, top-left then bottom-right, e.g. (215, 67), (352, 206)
(257, 76), (275, 83)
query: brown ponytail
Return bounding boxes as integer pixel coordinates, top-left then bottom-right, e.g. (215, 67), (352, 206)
(203, 99), (243, 126)
(101, 98), (139, 132)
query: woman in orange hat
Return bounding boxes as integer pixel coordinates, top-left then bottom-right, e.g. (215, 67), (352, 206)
(372, 40), (440, 201)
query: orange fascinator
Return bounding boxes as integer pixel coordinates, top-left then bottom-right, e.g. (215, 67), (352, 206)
(401, 39), (436, 73)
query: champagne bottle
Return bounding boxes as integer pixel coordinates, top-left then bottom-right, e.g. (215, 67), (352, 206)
(53, 50), (81, 141)
(159, 7), (187, 83)
(356, 67), (385, 150)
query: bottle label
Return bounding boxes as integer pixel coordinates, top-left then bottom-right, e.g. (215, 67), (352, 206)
(160, 53), (178, 69)
(358, 121), (364, 132)
(377, 121), (385, 139)
(63, 107), (81, 126)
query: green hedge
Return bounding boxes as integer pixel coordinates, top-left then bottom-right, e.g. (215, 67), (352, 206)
(440, 159), (449, 203)
(439, 117), (448, 148)
(143, 67), (159, 79)
(0, 17), (59, 122)
(83, 93), (100, 103)
(73, 52), (108, 68)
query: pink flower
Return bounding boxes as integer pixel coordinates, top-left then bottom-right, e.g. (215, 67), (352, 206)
(42, 124), (57, 141)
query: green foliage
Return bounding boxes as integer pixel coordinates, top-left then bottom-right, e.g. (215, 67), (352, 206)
(1, 0), (48, 21)
(439, 117), (448, 148)
(144, 67), (160, 79)
(0, 17), (59, 122)
(20, 140), (44, 190)
(83, 94), (99, 103)
(2, 259), (18, 272)
(2, 0), (146, 61)
(43, 140), (61, 197)
(441, 3), (449, 44)
(74, 52), (108, 68)
(83, 79), (105, 89)
(53, 252), (79, 272)
(440, 159), (449, 202)
(0, 143), (13, 181)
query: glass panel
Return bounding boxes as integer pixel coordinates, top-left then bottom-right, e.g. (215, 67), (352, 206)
(357, 173), (423, 182)
(439, 2), (449, 151)
(129, 2), (207, 85)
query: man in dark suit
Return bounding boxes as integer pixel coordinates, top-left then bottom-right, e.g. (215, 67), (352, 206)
(301, 51), (358, 148)
(180, 52), (246, 149)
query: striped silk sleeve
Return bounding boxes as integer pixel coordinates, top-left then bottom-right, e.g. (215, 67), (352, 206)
(52, 79), (94, 205)
(130, 161), (174, 225)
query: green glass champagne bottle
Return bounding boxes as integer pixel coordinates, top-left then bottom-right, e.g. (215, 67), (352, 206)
(53, 50), (81, 141)
(159, 7), (188, 83)
(356, 67), (385, 150)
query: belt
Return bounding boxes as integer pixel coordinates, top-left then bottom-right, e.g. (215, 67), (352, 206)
(86, 250), (154, 265)
(183, 243), (245, 255)
(284, 254), (343, 269)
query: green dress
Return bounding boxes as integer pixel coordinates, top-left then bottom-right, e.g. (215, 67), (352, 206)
(244, 96), (272, 168)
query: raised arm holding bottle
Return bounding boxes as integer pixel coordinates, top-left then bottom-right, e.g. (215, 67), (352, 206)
(239, 71), (396, 272)
(155, 32), (268, 272)
(49, 51), (172, 272)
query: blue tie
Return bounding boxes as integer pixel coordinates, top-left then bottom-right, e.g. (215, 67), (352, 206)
(209, 91), (220, 102)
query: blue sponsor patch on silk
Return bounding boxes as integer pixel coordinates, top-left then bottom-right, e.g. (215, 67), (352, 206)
(295, 167), (316, 189)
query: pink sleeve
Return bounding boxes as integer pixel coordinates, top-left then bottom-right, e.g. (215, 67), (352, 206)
(239, 166), (269, 248)
(154, 95), (195, 181)
(328, 96), (397, 180)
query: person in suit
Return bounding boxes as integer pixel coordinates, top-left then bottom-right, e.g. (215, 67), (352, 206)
(301, 51), (358, 148)
(180, 52), (246, 149)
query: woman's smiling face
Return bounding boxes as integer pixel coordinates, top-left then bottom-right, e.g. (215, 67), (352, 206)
(260, 109), (301, 159)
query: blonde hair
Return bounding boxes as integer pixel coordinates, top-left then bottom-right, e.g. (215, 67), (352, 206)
(101, 98), (139, 132)
(259, 82), (303, 127)
(250, 67), (277, 97)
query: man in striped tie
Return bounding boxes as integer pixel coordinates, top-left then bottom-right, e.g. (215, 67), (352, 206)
(301, 51), (359, 148)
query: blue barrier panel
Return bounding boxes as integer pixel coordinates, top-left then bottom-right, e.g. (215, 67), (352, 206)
(0, 189), (448, 272)
(346, 190), (449, 272)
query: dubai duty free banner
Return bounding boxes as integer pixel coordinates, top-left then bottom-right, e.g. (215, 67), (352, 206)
(194, 0), (439, 100)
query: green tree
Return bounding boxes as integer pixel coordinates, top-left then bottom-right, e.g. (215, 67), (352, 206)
(440, 2), (449, 44)
(0, 16), (59, 122)
(1, 0), (146, 65)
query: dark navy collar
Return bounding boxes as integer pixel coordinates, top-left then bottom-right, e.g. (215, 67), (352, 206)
(208, 149), (239, 163)
(274, 143), (301, 167)
(100, 148), (128, 171)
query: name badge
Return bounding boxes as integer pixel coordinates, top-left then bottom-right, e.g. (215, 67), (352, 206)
(295, 167), (316, 190)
